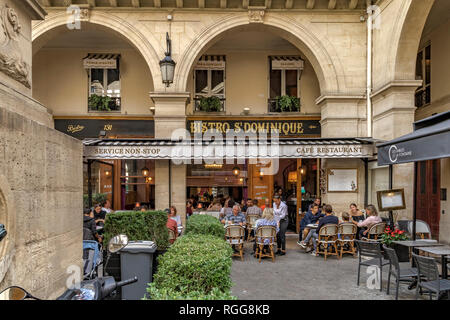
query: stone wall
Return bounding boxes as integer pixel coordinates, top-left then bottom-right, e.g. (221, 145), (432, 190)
(0, 0), (83, 299)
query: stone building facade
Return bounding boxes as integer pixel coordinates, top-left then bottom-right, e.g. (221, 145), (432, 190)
(0, 0), (83, 299)
(29, 0), (449, 242)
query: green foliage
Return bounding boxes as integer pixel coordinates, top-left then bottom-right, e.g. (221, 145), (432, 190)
(147, 234), (234, 300)
(185, 214), (225, 238)
(88, 94), (112, 111)
(103, 210), (169, 250)
(198, 96), (222, 112)
(275, 95), (300, 112)
(145, 286), (236, 300)
(83, 193), (108, 208)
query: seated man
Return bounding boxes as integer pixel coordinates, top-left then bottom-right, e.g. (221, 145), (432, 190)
(222, 204), (246, 226)
(245, 199), (263, 240)
(303, 204), (338, 256)
(83, 208), (101, 243)
(297, 204), (323, 247)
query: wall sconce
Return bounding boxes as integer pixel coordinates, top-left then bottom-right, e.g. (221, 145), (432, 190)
(243, 107), (250, 115)
(105, 169), (111, 177)
(159, 32), (176, 87)
(232, 166), (240, 176)
(146, 177), (153, 183)
(259, 169), (264, 177)
(141, 167), (150, 177)
(149, 106), (155, 114)
(239, 178), (244, 183)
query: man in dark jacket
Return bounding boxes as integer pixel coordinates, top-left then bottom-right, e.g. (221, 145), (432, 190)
(298, 204), (324, 244)
(83, 208), (98, 241)
(307, 205), (338, 255)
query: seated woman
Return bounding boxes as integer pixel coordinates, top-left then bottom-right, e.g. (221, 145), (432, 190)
(349, 203), (365, 239)
(352, 204), (382, 239)
(169, 206), (182, 234)
(252, 208), (279, 256)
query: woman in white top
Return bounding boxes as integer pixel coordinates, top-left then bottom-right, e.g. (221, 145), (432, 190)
(273, 195), (288, 255)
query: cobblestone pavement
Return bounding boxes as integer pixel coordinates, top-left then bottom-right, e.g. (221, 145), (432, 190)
(230, 234), (428, 300)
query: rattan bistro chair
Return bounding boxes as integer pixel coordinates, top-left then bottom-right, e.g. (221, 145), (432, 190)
(355, 240), (390, 292)
(413, 253), (450, 300)
(337, 223), (357, 258)
(383, 245), (419, 300)
(246, 215), (260, 242)
(362, 222), (386, 242)
(315, 224), (339, 261)
(225, 225), (245, 261)
(255, 226), (277, 263)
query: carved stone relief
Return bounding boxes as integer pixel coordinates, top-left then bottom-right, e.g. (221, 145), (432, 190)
(248, 7), (265, 24)
(0, 4), (31, 88)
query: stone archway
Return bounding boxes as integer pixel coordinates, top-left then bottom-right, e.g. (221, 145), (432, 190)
(32, 10), (161, 86)
(388, 0), (435, 84)
(175, 13), (343, 96)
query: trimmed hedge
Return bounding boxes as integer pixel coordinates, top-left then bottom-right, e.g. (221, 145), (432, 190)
(185, 214), (225, 238)
(103, 210), (169, 250)
(146, 234), (233, 299)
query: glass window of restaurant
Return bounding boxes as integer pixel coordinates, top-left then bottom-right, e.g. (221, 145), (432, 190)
(120, 159), (155, 210)
(83, 160), (114, 208)
(186, 162), (248, 210)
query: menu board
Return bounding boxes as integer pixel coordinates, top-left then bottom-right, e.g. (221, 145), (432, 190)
(327, 169), (358, 192)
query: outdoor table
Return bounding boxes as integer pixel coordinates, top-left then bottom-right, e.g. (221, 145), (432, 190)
(415, 246), (450, 280)
(392, 240), (444, 290)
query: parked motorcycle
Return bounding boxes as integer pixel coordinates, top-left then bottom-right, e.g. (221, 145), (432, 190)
(0, 234), (135, 300)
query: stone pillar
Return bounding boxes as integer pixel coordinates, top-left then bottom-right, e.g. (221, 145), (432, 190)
(150, 92), (189, 225)
(371, 80), (421, 219)
(317, 96), (367, 138)
(0, 0), (83, 299)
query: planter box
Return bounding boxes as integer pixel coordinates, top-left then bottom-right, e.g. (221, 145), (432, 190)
(382, 243), (410, 263)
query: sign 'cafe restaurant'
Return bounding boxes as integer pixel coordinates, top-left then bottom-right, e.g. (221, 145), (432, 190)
(56, 116), (375, 233)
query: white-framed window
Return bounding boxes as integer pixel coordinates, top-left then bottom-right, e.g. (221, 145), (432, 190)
(415, 44), (431, 108)
(193, 55), (226, 112)
(85, 54), (121, 112)
(268, 56), (303, 112)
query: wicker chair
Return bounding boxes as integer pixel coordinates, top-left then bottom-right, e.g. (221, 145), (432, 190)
(355, 240), (390, 292)
(413, 253), (450, 300)
(225, 225), (245, 261)
(255, 226), (277, 263)
(383, 245), (419, 300)
(246, 215), (260, 242)
(315, 224), (339, 261)
(168, 228), (177, 245)
(337, 223), (357, 258)
(362, 222), (386, 242)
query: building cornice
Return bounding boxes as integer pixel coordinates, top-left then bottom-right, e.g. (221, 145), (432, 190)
(19, 0), (47, 20)
(315, 95), (365, 105)
(371, 80), (422, 100)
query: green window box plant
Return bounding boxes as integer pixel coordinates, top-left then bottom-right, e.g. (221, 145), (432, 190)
(275, 95), (300, 112)
(197, 96), (223, 112)
(88, 94), (113, 111)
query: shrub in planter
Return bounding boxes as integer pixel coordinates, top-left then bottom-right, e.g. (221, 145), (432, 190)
(147, 234), (233, 299)
(103, 210), (169, 250)
(145, 286), (236, 300)
(185, 214), (225, 238)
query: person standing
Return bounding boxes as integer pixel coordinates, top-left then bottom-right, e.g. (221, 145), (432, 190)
(273, 195), (288, 255)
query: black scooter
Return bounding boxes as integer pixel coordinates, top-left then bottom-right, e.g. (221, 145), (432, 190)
(0, 234), (136, 300)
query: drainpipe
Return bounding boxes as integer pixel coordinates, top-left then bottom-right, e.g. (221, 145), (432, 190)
(366, 0), (373, 138)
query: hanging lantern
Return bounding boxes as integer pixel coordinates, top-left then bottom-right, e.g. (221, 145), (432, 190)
(160, 32), (176, 87)
(105, 169), (111, 177)
(232, 166), (240, 176)
(141, 167), (150, 177)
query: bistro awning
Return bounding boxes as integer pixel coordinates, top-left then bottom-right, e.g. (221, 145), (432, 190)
(377, 111), (450, 166)
(83, 137), (375, 160)
(83, 53), (120, 69)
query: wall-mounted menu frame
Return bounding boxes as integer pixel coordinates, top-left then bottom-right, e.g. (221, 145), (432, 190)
(327, 168), (358, 193)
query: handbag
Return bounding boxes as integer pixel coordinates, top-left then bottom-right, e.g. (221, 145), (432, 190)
(0, 224), (7, 242)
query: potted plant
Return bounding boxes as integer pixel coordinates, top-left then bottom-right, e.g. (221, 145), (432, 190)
(276, 95), (300, 112)
(381, 226), (410, 262)
(198, 96), (222, 112)
(88, 94), (113, 111)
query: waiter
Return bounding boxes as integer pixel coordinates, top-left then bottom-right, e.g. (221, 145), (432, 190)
(273, 195), (288, 255)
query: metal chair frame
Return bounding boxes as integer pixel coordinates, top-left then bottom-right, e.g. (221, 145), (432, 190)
(413, 253), (450, 300)
(355, 240), (390, 292)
